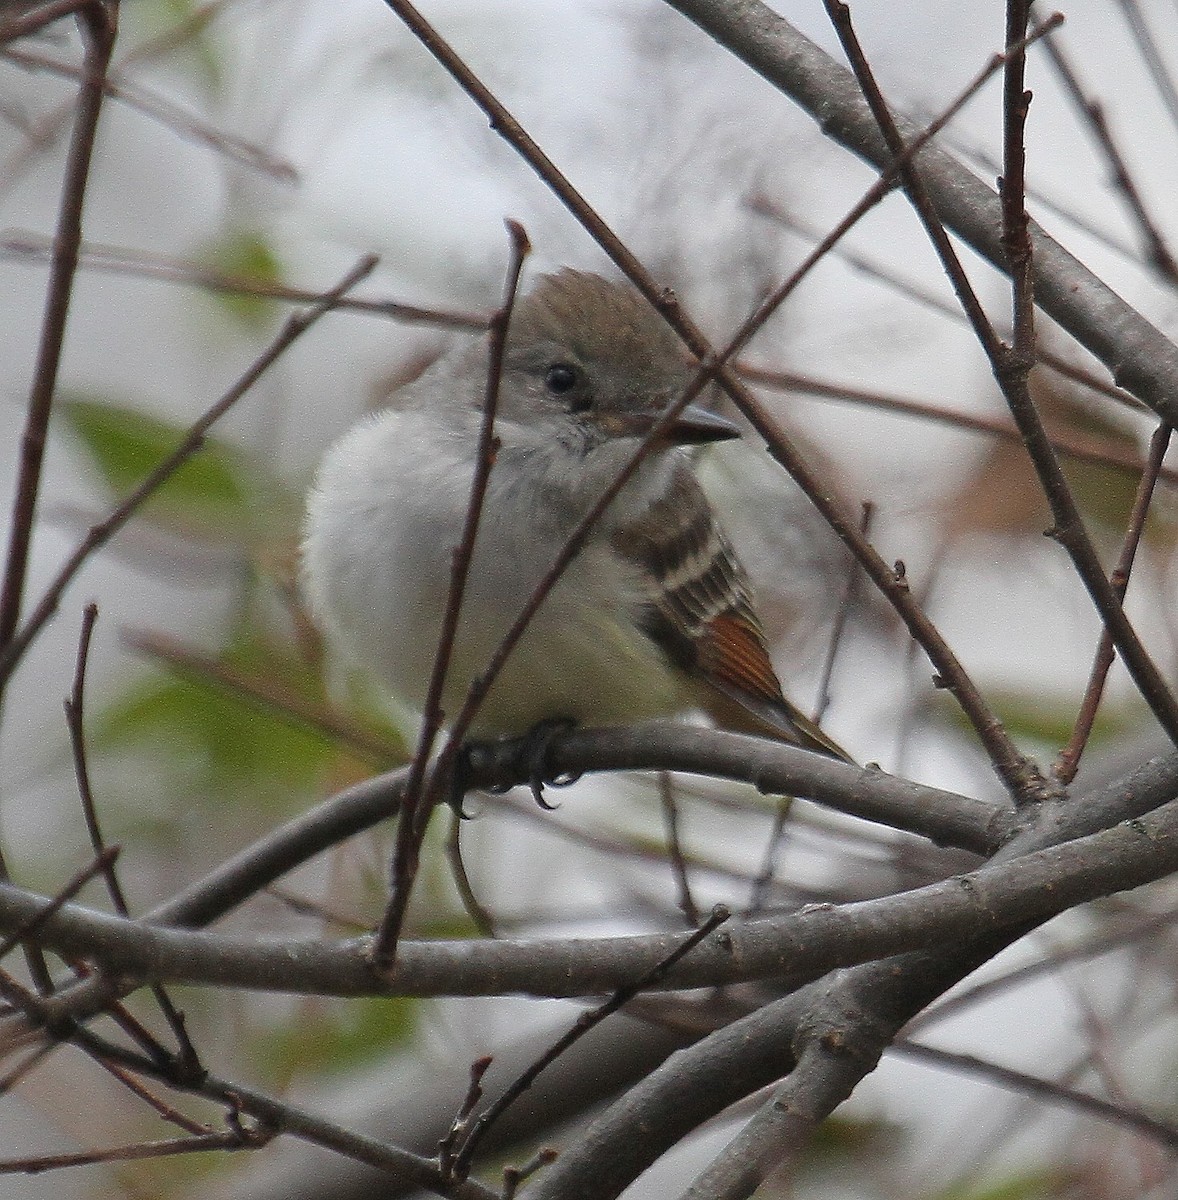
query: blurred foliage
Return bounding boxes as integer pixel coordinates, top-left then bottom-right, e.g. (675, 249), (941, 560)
(924, 1166), (1078, 1200)
(253, 995), (418, 1078)
(93, 623), (403, 819)
(126, 0), (226, 91)
(939, 686), (1146, 753)
(58, 392), (294, 544)
(199, 227), (286, 329)
(945, 372), (1177, 554)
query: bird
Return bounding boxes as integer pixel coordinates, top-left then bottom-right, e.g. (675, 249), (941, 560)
(301, 268), (846, 761)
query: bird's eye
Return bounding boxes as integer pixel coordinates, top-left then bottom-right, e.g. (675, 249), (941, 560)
(545, 362), (579, 395)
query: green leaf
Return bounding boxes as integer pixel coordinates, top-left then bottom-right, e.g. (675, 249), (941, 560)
(199, 228), (284, 328)
(59, 394), (254, 540)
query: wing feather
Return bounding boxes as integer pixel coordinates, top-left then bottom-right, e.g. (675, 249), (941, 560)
(611, 463), (848, 759)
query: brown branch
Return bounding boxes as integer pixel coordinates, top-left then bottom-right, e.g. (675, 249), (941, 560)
(746, 199), (1149, 416)
(658, 772), (700, 927)
(64, 604), (201, 1076)
(370, 221), (530, 967)
(0, 0), (89, 42)
(1, 44), (298, 183)
(892, 1039), (1178, 1149)
(444, 811), (496, 938)
(739, 364), (1175, 486)
(1053, 422), (1173, 783)
(1, 232), (488, 330)
(0, 0), (116, 692)
(1035, 12), (1178, 282)
(0, 1125), (272, 1174)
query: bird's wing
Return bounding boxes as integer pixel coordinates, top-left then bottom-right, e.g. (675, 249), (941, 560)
(611, 464), (849, 761)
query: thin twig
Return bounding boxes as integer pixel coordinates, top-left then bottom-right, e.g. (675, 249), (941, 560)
(0, 0), (115, 741)
(1110, 0), (1178, 140)
(658, 772), (699, 927)
(0, 254), (378, 690)
(92, 1056), (211, 1135)
(2, 45), (298, 183)
(747, 199), (1147, 415)
(0, 1125), (273, 1174)
(451, 906), (730, 1177)
(892, 1039), (1178, 1149)
(0, 846), (117, 964)
(744, 800), (792, 918)
(63, 603), (201, 1076)
(445, 811), (496, 937)
(0, 2), (115, 666)
(1034, 11), (1178, 281)
(438, 1056), (493, 1180)
(740, 364), (1174, 486)
(370, 222), (530, 967)
(1053, 423), (1173, 783)
(1, 232), (487, 329)
(0, 0), (89, 43)
(814, 500), (873, 723)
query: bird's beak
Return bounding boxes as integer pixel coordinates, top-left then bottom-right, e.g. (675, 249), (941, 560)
(667, 403), (741, 446)
(604, 403), (740, 445)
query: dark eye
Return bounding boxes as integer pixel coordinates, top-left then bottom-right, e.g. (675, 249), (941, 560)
(545, 362), (579, 395)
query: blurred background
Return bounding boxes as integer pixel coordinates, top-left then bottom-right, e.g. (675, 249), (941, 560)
(3, 1), (1178, 1197)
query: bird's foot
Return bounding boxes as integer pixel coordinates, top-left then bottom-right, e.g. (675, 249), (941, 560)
(517, 717), (581, 809)
(456, 718), (581, 812)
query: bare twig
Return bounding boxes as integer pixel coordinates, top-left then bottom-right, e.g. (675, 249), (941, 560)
(1110, 0), (1178, 139)
(370, 221), (530, 967)
(814, 499), (873, 724)
(438, 1056), (493, 1180)
(658, 772), (699, 927)
(0, 0), (88, 43)
(0, 847), (117, 964)
(0, 0), (116, 695)
(1, 44), (298, 182)
(1034, 12), (1178, 281)
(892, 1039), (1178, 1149)
(664, 0), (1178, 426)
(64, 604), (201, 1076)
(746, 199), (1148, 415)
(1, 232), (488, 329)
(451, 906), (730, 1177)
(0, 1125), (273, 1174)
(445, 810), (496, 937)
(739, 364), (1173, 485)
(1053, 422), (1173, 783)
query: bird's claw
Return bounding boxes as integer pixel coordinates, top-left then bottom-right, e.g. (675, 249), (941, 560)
(451, 719), (581, 813)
